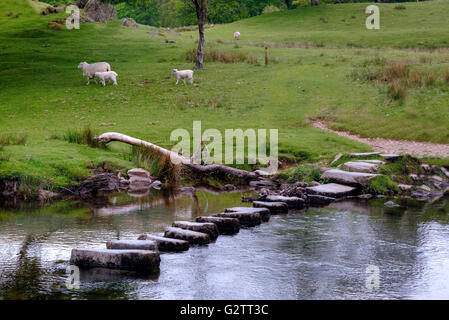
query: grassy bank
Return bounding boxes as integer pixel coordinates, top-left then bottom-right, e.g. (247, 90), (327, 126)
(0, 0), (448, 195)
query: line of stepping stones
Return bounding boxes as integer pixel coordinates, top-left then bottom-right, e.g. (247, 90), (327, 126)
(70, 152), (403, 274)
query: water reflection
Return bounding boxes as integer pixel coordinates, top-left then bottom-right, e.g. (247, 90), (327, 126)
(0, 191), (448, 300)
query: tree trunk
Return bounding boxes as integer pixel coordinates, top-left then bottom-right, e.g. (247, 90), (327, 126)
(195, 0), (207, 70)
(95, 132), (258, 181)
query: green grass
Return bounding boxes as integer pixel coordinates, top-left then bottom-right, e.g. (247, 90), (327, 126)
(0, 0), (448, 192)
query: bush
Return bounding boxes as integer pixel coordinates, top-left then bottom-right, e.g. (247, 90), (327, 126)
(263, 5), (281, 14)
(0, 134), (27, 146)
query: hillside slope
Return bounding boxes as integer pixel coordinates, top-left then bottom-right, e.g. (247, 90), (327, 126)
(0, 0), (448, 195)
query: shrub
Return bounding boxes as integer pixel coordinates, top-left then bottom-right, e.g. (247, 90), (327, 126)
(262, 5), (281, 14)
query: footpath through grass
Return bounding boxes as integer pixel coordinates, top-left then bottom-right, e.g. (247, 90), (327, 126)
(0, 0), (448, 194)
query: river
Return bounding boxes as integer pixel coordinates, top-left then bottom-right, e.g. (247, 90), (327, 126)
(0, 190), (448, 299)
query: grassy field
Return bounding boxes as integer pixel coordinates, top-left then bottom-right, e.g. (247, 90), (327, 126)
(0, 0), (448, 194)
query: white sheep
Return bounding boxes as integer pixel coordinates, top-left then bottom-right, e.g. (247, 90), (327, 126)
(172, 69), (194, 85)
(94, 71), (118, 86)
(77, 62), (111, 85)
(234, 31), (240, 40)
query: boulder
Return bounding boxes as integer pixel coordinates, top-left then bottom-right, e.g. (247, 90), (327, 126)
(249, 180), (276, 188)
(307, 195), (336, 206)
(358, 159), (386, 165)
(339, 161), (379, 173)
(221, 184), (236, 191)
(137, 234), (189, 252)
(252, 201), (288, 214)
(306, 183), (356, 198)
(172, 221), (219, 240)
(127, 168), (151, 179)
(380, 154), (401, 161)
(195, 216), (240, 235)
(164, 227), (210, 245)
(122, 17), (138, 28)
(214, 212), (261, 227)
(440, 167), (449, 179)
(76, 0), (89, 8)
(384, 201), (400, 208)
(84, 0), (116, 23)
(76, 173), (120, 195)
(321, 169), (380, 187)
(280, 182), (306, 198)
(70, 249), (160, 273)
(264, 195), (305, 209)
(349, 152), (380, 158)
(106, 240), (158, 251)
(225, 207), (270, 222)
(398, 184), (413, 191)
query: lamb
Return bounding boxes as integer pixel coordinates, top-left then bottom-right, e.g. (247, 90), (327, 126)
(77, 62), (111, 85)
(94, 71), (118, 86)
(172, 69), (194, 85)
(234, 31), (240, 40)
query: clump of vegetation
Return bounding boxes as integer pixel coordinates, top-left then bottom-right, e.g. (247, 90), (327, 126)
(0, 134), (27, 146)
(365, 176), (399, 195)
(379, 155), (424, 184)
(186, 49), (259, 64)
(389, 80), (407, 100)
(395, 5), (406, 10)
(48, 20), (64, 31)
(442, 70), (449, 84)
(130, 146), (181, 186)
(62, 126), (106, 149)
(276, 165), (322, 184)
(263, 5), (281, 14)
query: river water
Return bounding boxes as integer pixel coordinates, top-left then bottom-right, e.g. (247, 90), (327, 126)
(0, 190), (448, 300)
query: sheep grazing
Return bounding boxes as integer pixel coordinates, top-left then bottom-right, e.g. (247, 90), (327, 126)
(94, 71), (118, 86)
(172, 69), (194, 85)
(77, 62), (111, 85)
(234, 31), (240, 40)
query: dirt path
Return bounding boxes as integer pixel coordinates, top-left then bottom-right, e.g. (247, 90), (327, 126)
(312, 120), (449, 158)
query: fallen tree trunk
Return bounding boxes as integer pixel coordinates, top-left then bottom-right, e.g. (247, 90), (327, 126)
(95, 132), (258, 180)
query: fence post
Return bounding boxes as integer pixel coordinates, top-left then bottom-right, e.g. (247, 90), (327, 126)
(265, 47), (268, 67)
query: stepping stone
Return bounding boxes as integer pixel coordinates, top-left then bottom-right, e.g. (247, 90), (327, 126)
(339, 161), (379, 173)
(252, 201), (288, 214)
(164, 227), (210, 245)
(264, 195), (305, 209)
(172, 221), (219, 240)
(70, 249), (160, 273)
(307, 195), (336, 206)
(358, 159), (386, 165)
(380, 154), (401, 161)
(321, 169), (380, 187)
(306, 183), (356, 198)
(225, 207), (270, 222)
(106, 240), (158, 251)
(349, 152), (380, 158)
(249, 180), (276, 188)
(398, 184), (413, 191)
(196, 216), (240, 235)
(214, 212), (261, 227)
(137, 234), (189, 252)
(440, 167), (449, 179)
(330, 153), (343, 165)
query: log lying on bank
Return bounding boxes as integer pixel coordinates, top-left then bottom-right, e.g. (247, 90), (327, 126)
(195, 216), (240, 235)
(164, 227), (211, 245)
(70, 248), (160, 273)
(252, 201), (288, 214)
(106, 240), (158, 251)
(225, 207), (270, 222)
(95, 132), (258, 181)
(172, 221), (219, 240)
(137, 234), (190, 252)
